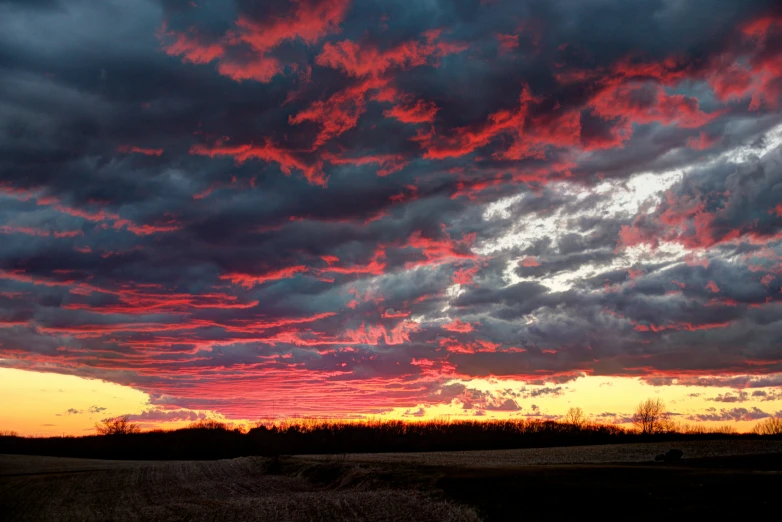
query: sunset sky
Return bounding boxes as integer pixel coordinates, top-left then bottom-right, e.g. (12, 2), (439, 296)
(1, 0), (782, 437)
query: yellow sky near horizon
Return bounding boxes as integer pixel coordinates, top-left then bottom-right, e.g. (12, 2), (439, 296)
(0, 367), (150, 437)
(1, 367), (780, 436)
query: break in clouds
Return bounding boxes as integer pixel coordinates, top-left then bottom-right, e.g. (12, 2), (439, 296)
(1, 0), (782, 420)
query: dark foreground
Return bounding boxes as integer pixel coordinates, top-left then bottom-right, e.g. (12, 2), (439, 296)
(1, 445), (781, 521)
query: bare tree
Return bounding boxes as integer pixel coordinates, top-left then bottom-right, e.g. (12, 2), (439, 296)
(633, 398), (667, 434)
(563, 407), (586, 429)
(186, 419), (228, 430)
(95, 415), (140, 435)
(753, 416), (782, 435)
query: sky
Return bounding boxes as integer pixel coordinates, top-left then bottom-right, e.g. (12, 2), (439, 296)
(1, 0), (782, 436)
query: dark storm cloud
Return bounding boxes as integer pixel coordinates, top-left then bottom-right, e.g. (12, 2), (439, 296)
(0, 0), (62, 9)
(1, 0), (782, 419)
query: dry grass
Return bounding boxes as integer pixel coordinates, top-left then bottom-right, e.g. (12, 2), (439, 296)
(0, 455), (479, 522)
(298, 439), (782, 467)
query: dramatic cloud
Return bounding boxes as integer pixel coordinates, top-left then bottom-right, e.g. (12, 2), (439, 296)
(1, 0), (782, 423)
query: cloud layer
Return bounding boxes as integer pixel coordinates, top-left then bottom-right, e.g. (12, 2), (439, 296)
(1, 0), (782, 420)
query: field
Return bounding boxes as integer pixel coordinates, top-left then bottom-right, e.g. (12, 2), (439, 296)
(0, 455), (478, 521)
(300, 439), (782, 466)
(2, 440), (782, 521)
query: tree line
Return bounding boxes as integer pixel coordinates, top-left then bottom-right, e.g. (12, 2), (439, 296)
(1, 398), (779, 461)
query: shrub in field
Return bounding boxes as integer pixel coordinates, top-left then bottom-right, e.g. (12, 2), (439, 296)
(95, 416), (141, 435)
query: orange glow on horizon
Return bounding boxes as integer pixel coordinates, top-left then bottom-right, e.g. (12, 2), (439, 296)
(2, 367), (780, 437)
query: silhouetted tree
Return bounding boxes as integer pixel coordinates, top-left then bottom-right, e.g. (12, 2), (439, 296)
(753, 416), (782, 435)
(633, 398), (666, 434)
(95, 415), (140, 435)
(563, 407), (586, 429)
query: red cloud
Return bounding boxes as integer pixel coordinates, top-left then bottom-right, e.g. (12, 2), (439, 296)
(289, 77), (385, 149)
(116, 145), (164, 156)
(316, 30), (466, 78)
(290, 31), (464, 150)
(189, 140), (326, 186)
(343, 321), (420, 345)
(0, 226), (66, 237)
(453, 264), (480, 285)
(521, 256), (540, 267)
(687, 132), (718, 150)
(65, 288), (260, 315)
(321, 246), (387, 276)
(634, 321), (732, 333)
(742, 15), (781, 38)
(450, 174), (507, 200)
(158, 24), (224, 64)
(113, 218), (180, 236)
(0, 270), (101, 296)
(220, 266), (309, 288)
(220, 312), (336, 334)
(389, 185), (419, 204)
(53, 230), (84, 238)
(415, 85), (588, 161)
(496, 33), (519, 54)
(442, 318), (474, 333)
(384, 98), (439, 124)
(216, 57), (282, 83)
(415, 85), (535, 159)
(402, 229), (477, 269)
(501, 109), (582, 160)
(628, 268), (644, 279)
(439, 337), (500, 354)
(610, 55), (693, 85)
(325, 151), (409, 177)
(555, 54), (693, 87)
(34, 196), (121, 223)
(706, 280), (720, 293)
(161, 0), (352, 83)
(708, 15), (782, 110)
(589, 82), (721, 131)
(709, 62), (754, 102)
(231, 0), (351, 53)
